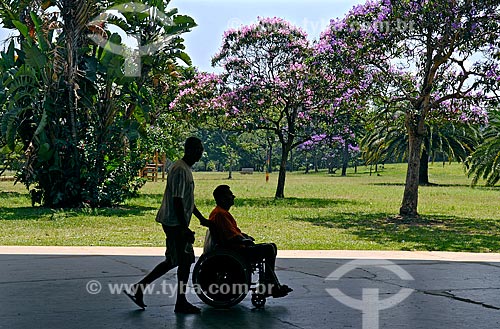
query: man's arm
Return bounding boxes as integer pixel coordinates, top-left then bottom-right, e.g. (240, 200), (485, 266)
(214, 215), (254, 246)
(173, 197), (188, 228)
(193, 205), (210, 227)
(242, 233), (255, 241)
(228, 234), (255, 246)
(173, 197), (195, 243)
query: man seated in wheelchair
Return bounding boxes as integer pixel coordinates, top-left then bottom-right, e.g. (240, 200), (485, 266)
(203, 184), (292, 298)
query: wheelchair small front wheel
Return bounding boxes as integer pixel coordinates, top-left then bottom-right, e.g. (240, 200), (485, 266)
(192, 250), (251, 308)
(251, 293), (266, 308)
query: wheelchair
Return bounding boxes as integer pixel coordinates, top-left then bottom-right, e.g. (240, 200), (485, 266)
(192, 248), (269, 309)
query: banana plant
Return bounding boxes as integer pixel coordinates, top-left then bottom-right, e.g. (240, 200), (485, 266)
(0, 0), (196, 207)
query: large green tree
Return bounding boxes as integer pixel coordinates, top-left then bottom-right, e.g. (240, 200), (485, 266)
(318, 0), (500, 217)
(0, 0), (196, 207)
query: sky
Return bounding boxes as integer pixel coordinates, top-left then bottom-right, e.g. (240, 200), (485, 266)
(170, 0), (365, 71)
(0, 0), (366, 72)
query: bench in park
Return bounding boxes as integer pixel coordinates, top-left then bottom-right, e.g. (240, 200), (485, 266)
(240, 168), (254, 174)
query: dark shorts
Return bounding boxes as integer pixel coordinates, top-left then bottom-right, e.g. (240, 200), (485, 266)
(163, 225), (195, 267)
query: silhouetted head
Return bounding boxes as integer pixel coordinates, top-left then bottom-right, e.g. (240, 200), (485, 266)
(183, 137), (204, 166)
(213, 185), (235, 210)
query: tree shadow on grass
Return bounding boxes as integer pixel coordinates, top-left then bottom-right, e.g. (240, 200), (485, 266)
(369, 182), (474, 187)
(197, 197), (359, 208)
(290, 213), (500, 252)
(0, 205), (158, 221)
(370, 183), (500, 191)
(0, 191), (27, 198)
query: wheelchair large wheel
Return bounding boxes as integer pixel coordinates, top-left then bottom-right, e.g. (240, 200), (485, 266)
(192, 249), (251, 308)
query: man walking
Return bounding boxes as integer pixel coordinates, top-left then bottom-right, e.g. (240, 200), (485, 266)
(125, 137), (207, 314)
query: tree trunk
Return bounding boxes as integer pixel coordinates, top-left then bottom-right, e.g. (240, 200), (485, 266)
(419, 148), (429, 185)
(227, 153), (233, 179)
(341, 141), (349, 176)
(267, 138), (273, 174)
(275, 143), (290, 199)
(400, 131), (424, 217)
(314, 152), (319, 172)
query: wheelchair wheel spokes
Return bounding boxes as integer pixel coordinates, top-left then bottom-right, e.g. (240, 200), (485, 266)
(193, 250), (251, 308)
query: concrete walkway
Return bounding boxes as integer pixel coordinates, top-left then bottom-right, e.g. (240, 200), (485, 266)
(1, 247), (499, 329)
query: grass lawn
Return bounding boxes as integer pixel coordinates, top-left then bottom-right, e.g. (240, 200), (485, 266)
(0, 163), (499, 252)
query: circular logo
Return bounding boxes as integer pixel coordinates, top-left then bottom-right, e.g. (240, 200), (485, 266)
(86, 280), (102, 295)
(326, 259), (414, 329)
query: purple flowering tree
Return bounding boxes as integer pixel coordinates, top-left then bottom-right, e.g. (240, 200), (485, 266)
(169, 72), (228, 121)
(318, 0), (500, 217)
(168, 72), (242, 179)
(298, 134), (329, 173)
(209, 17), (333, 198)
(299, 134), (360, 174)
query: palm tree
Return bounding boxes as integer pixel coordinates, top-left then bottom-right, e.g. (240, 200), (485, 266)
(361, 112), (407, 169)
(466, 110), (500, 186)
(361, 114), (481, 185)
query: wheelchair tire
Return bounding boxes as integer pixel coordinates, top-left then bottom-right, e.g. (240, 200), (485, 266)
(192, 249), (251, 308)
(251, 293), (266, 308)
